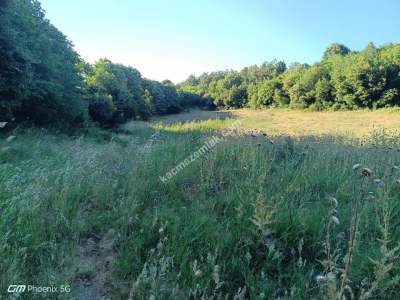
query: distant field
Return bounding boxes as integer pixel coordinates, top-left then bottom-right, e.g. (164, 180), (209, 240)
(153, 109), (400, 137)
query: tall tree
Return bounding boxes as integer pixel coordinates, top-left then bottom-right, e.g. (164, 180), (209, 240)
(0, 0), (86, 125)
(323, 43), (351, 60)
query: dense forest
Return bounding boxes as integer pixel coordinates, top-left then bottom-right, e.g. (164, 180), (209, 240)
(179, 43), (400, 110)
(1, 0), (400, 129)
(0, 0), (210, 128)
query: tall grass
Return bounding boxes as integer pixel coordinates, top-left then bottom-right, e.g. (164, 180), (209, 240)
(0, 118), (399, 299)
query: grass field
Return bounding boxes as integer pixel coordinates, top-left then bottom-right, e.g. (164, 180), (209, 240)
(154, 108), (400, 137)
(1, 109), (400, 299)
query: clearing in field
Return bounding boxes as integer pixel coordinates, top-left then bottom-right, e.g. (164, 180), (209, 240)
(152, 108), (400, 137)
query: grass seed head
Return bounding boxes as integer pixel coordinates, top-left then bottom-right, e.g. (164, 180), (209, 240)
(6, 136), (16, 143)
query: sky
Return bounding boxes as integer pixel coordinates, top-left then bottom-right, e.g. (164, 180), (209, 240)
(40, 0), (400, 83)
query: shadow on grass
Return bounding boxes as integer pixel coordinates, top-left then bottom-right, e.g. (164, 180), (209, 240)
(150, 109), (234, 124)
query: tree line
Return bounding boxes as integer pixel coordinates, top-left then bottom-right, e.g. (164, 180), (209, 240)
(179, 42), (400, 110)
(0, 0), (211, 128)
(2, 1), (400, 130)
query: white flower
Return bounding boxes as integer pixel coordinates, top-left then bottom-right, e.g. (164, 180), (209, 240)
(316, 275), (326, 283)
(194, 269), (202, 277)
(331, 216), (340, 225)
(327, 196), (338, 207)
(367, 193), (376, 202)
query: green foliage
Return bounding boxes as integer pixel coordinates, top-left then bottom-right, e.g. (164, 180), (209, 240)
(180, 43), (400, 111)
(248, 78), (287, 108)
(88, 94), (116, 126)
(0, 0), (208, 128)
(0, 0), (87, 126)
(142, 79), (181, 115)
(322, 42), (351, 60)
(84, 59), (149, 126)
(179, 61), (288, 109)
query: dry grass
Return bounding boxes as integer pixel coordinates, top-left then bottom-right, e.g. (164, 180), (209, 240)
(152, 109), (400, 137)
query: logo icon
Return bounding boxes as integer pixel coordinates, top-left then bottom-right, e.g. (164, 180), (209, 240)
(7, 285), (26, 293)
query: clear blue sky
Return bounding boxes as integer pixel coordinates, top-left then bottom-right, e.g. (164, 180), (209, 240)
(40, 0), (400, 83)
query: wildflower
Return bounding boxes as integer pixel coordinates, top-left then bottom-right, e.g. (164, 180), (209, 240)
(352, 163), (362, 171)
(213, 265), (220, 284)
(194, 269), (202, 277)
(331, 216), (340, 225)
(327, 196), (338, 207)
(0, 122), (7, 128)
(316, 274), (326, 283)
(158, 227), (164, 234)
(366, 192), (376, 202)
(361, 167), (373, 177)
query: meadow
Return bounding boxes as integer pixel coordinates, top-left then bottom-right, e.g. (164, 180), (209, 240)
(1, 109), (400, 299)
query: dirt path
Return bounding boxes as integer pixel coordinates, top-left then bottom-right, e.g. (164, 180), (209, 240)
(72, 229), (116, 299)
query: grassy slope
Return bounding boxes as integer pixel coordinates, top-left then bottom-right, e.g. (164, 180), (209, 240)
(0, 110), (400, 299)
